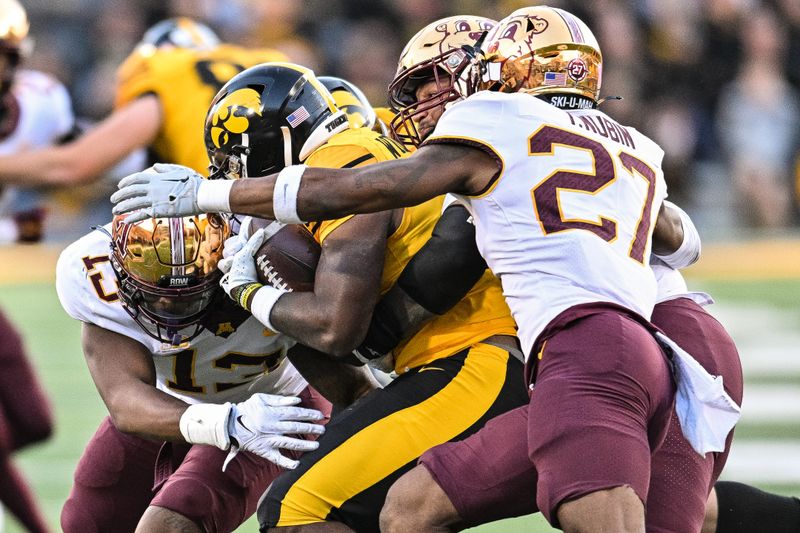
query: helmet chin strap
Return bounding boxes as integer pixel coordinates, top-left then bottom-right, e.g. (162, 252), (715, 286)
(240, 133), (250, 178)
(281, 126), (293, 168)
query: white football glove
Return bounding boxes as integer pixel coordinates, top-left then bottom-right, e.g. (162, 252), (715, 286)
(223, 393), (326, 471)
(218, 216), (254, 274)
(111, 163), (205, 223)
(220, 228), (267, 305)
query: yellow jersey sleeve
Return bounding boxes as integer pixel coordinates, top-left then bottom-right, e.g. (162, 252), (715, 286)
(114, 45), (287, 173)
(303, 128), (409, 244)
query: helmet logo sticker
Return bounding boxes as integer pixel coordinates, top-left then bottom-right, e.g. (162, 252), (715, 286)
(210, 88), (263, 149)
(528, 16), (549, 34)
(567, 58), (588, 81)
(287, 106), (310, 128)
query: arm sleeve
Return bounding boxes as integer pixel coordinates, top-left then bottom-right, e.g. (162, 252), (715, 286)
(397, 204), (486, 314)
(355, 204), (487, 358)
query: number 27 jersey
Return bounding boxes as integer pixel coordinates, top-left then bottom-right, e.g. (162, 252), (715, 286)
(425, 92), (667, 358)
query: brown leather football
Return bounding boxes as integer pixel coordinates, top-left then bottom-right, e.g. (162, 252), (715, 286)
(250, 219), (320, 292)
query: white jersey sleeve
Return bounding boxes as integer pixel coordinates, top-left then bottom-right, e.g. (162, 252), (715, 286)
(427, 92), (668, 357)
(56, 226), (308, 404)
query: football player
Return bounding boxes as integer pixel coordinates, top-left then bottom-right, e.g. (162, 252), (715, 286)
(0, 1), (65, 531)
(372, 12), (745, 533)
(0, 17), (286, 187)
(111, 7), (741, 532)
(0, 0), (74, 243)
(55, 213), (329, 532)
(202, 57), (525, 533)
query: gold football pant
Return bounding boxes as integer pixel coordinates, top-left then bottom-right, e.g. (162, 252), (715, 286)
(258, 342), (527, 532)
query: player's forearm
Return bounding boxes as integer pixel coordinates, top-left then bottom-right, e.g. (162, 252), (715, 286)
(229, 148), (464, 222)
(0, 148), (77, 185)
(0, 140), (129, 186)
(652, 201), (701, 267)
(229, 164), (411, 221)
(270, 291), (373, 356)
(287, 345), (379, 408)
(102, 381), (191, 441)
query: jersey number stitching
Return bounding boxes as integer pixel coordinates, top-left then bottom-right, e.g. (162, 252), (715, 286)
(81, 255), (119, 302)
(168, 348), (283, 394)
(528, 125), (656, 264)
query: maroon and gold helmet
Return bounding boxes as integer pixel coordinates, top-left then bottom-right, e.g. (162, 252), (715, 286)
(477, 6), (602, 108)
(0, 0), (28, 95)
(388, 15), (496, 146)
(110, 214), (230, 344)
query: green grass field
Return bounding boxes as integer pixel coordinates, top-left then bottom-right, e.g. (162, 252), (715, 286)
(1, 279), (798, 532)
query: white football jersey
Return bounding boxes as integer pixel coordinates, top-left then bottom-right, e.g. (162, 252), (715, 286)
(56, 225), (307, 404)
(427, 92), (667, 358)
(0, 70), (75, 241)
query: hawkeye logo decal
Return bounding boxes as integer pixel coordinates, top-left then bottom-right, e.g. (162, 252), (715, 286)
(210, 88), (263, 149)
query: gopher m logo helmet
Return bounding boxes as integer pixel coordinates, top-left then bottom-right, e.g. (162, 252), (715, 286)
(209, 88), (263, 149)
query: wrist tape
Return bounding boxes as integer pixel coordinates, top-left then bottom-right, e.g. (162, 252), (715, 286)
(179, 402), (232, 450)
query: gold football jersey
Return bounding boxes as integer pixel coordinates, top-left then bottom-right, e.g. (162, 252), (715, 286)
(115, 44), (287, 174)
(306, 128), (516, 373)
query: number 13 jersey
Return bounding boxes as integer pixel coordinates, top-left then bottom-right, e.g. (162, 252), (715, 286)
(425, 91), (667, 358)
(56, 225), (305, 404)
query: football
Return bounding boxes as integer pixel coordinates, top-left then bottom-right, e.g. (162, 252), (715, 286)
(250, 219), (320, 292)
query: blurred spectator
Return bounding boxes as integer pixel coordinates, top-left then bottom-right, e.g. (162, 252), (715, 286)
(716, 6), (800, 229)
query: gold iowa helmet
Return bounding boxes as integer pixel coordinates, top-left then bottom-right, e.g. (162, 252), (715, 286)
(388, 15), (496, 146)
(110, 214), (230, 344)
(319, 76), (378, 131)
(0, 0), (28, 94)
(477, 6), (602, 108)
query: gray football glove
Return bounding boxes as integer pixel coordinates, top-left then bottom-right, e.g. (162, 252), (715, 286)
(111, 164), (204, 223)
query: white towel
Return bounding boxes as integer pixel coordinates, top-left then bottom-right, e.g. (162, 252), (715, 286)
(655, 332), (741, 456)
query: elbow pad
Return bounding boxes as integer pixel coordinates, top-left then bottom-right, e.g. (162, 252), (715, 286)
(655, 201), (701, 269)
(397, 204), (487, 315)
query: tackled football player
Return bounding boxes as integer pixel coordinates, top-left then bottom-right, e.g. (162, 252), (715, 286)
(56, 212), (329, 533)
(111, 8), (743, 533)
(196, 56), (526, 532)
(0, 17), (286, 187)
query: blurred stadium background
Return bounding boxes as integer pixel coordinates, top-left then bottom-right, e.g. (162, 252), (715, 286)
(0, 0), (798, 531)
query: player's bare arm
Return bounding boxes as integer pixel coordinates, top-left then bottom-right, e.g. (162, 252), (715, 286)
(286, 345), (379, 408)
(237, 144), (498, 221)
(651, 200), (701, 267)
(81, 322), (191, 441)
(0, 95), (160, 186)
(652, 202), (684, 255)
(269, 211), (393, 356)
(111, 143), (499, 223)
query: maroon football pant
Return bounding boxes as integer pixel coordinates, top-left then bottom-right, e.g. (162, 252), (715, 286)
(421, 298), (743, 531)
(0, 308), (53, 452)
(0, 308), (53, 533)
(61, 386), (330, 533)
(646, 297), (743, 533)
